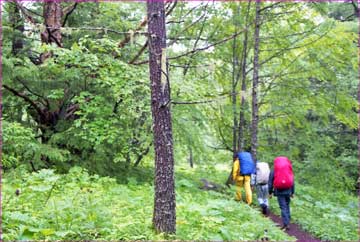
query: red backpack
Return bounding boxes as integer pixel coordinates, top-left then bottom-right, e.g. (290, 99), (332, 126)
(273, 156), (294, 189)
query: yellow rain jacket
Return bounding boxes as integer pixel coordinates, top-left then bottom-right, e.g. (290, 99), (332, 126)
(232, 158), (252, 204)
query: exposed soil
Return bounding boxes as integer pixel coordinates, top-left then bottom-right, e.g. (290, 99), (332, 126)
(266, 211), (322, 242)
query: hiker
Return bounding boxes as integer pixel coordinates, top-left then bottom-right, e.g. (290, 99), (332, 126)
(232, 151), (255, 205)
(268, 156), (295, 231)
(252, 161), (270, 215)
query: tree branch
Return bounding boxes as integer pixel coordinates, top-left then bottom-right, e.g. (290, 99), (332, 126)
(118, 0), (177, 49)
(351, 0), (359, 17)
(246, 24), (331, 75)
(168, 28), (248, 60)
(118, 17), (148, 48)
(14, 1), (39, 24)
(172, 99), (217, 105)
(167, 2), (209, 47)
(133, 27), (249, 65)
(258, 2), (283, 13)
(133, 143), (152, 167)
(3, 84), (43, 115)
(26, 26), (148, 36)
(15, 78), (48, 107)
(62, 3), (78, 27)
(129, 40), (148, 64)
(207, 145), (231, 151)
(218, 125), (233, 152)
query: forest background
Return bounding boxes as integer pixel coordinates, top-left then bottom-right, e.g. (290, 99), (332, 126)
(1, 0), (359, 241)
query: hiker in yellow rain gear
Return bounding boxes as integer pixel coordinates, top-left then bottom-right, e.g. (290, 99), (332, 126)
(232, 153), (253, 205)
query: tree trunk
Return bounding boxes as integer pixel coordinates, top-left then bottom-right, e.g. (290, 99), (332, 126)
(147, 0), (176, 234)
(189, 147), (193, 168)
(9, 3), (24, 55)
(231, 6), (239, 156)
(0, 3), (3, 230)
(41, 0), (62, 47)
(238, 0), (251, 151)
(358, 59), (360, 183)
(251, 0), (261, 162)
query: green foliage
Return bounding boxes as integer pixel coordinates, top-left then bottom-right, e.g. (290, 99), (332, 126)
(270, 184), (358, 241)
(3, 166), (294, 241)
(3, 33), (152, 173)
(2, 1), (358, 240)
(2, 121), (69, 169)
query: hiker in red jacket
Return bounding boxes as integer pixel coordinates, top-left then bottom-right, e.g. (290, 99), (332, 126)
(268, 156), (295, 231)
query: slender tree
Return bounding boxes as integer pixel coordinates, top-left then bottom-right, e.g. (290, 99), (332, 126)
(231, 4), (240, 156)
(188, 146), (193, 168)
(251, 0), (261, 162)
(147, 0), (176, 234)
(0, 2), (3, 238)
(238, 0), (251, 151)
(356, 1), (360, 194)
(358, 71), (360, 182)
(9, 3), (24, 55)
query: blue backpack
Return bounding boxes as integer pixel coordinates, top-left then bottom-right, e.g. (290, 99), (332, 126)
(237, 152), (255, 175)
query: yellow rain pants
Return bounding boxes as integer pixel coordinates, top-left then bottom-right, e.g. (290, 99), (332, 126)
(232, 158), (252, 205)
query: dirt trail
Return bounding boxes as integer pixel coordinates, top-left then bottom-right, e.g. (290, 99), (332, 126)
(266, 211), (322, 242)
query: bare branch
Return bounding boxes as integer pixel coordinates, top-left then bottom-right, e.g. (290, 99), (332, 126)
(218, 125), (233, 153)
(3, 84), (43, 115)
(172, 99), (216, 105)
(28, 26), (148, 36)
(62, 3), (78, 27)
(169, 64), (210, 69)
(15, 78), (48, 107)
(259, 2), (283, 13)
(207, 145), (231, 151)
(182, 5), (209, 76)
(118, 0), (177, 49)
(351, 0), (359, 17)
(118, 17), (148, 48)
(129, 40), (148, 64)
(167, 2), (209, 47)
(246, 24), (332, 75)
(14, 1), (39, 24)
(165, 0), (178, 17)
(168, 28), (248, 60)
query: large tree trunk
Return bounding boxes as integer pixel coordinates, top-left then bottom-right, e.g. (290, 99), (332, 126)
(238, 0), (251, 151)
(41, 0), (62, 47)
(9, 3), (24, 55)
(358, 58), (360, 187)
(0, 3), (3, 227)
(357, 3), (360, 195)
(147, 0), (176, 234)
(251, 0), (261, 162)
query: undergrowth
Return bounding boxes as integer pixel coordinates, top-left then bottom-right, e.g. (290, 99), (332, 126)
(269, 183), (358, 241)
(3, 165), (294, 241)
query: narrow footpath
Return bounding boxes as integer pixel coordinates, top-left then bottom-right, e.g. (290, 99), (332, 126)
(266, 211), (322, 242)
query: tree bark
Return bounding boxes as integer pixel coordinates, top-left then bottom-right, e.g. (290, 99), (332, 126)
(354, 0), (360, 196)
(358, 73), (360, 191)
(358, 41), (360, 190)
(189, 147), (193, 168)
(9, 2), (24, 55)
(147, 0), (176, 234)
(0, 5), (3, 237)
(238, 0), (251, 151)
(231, 5), (239, 156)
(41, 0), (62, 47)
(251, 0), (261, 162)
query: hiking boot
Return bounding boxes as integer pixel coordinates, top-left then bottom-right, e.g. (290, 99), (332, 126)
(260, 204), (267, 215)
(280, 225), (290, 231)
(263, 205), (268, 215)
